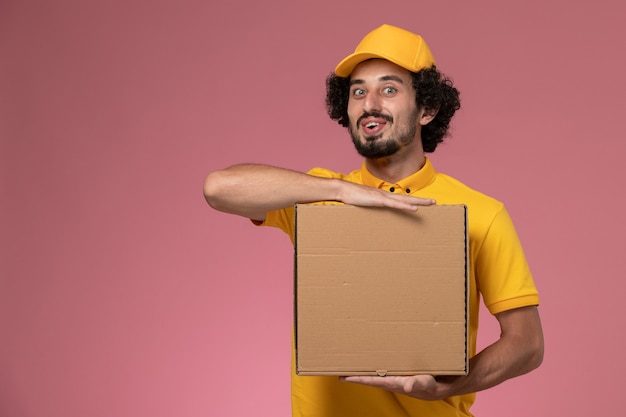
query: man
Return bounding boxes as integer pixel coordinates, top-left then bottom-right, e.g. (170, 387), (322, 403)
(204, 24), (543, 417)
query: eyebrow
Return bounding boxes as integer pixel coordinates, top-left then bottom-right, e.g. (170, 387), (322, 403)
(349, 74), (405, 86)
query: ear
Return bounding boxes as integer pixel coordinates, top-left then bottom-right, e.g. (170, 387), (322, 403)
(418, 106), (439, 126)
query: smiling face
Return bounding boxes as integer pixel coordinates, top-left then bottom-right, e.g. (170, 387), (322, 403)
(347, 59), (426, 161)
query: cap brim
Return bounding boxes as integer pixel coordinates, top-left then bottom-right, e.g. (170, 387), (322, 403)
(335, 51), (411, 78)
(335, 52), (383, 77)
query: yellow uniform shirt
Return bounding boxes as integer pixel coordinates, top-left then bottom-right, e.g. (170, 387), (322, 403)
(261, 158), (539, 417)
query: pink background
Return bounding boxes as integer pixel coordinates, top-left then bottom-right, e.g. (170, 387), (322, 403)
(2, 1), (625, 416)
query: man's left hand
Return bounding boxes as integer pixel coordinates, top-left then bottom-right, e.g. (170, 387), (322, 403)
(339, 375), (455, 401)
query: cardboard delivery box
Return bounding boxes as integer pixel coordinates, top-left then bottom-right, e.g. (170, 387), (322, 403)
(294, 203), (469, 376)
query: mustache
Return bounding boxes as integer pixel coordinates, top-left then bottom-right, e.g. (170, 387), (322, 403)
(357, 111), (393, 126)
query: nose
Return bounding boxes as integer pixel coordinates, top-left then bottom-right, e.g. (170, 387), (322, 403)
(363, 91), (382, 113)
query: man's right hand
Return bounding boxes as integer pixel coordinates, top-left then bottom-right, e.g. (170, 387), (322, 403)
(204, 164), (435, 221)
(336, 180), (435, 211)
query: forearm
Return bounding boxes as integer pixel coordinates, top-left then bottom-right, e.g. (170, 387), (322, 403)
(203, 164), (342, 220)
(204, 163), (436, 221)
(437, 306), (544, 398)
(341, 306), (544, 401)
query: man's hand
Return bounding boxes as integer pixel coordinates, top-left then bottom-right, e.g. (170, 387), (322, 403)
(339, 374), (455, 401)
(204, 164), (435, 221)
(340, 306), (544, 401)
(337, 181), (435, 211)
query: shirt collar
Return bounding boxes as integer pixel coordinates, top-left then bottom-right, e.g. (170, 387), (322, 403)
(360, 157), (436, 194)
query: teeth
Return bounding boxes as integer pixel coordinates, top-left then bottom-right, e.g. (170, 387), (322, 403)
(366, 122), (379, 128)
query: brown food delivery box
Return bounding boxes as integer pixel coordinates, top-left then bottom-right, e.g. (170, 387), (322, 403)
(294, 203), (469, 376)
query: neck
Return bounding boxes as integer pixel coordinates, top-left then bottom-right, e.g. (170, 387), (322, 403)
(365, 152), (426, 184)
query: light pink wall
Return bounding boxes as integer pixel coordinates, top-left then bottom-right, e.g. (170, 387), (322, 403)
(2, 1), (625, 416)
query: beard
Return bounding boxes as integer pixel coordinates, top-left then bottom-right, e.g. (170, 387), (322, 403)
(348, 110), (419, 159)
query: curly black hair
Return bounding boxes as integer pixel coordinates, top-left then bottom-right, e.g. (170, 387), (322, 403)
(325, 65), (461, 153)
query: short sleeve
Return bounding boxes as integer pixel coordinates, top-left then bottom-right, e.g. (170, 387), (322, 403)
(475, 206), (540, 315)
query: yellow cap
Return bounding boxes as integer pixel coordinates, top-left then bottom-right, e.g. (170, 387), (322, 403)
(334, 24), (436, 77)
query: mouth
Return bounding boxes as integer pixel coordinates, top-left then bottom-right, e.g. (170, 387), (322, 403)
(360, 117), (388, 136)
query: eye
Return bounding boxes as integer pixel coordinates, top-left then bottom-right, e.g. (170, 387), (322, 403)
(351, 88), (365, 97)
(382, 86), (397, 95)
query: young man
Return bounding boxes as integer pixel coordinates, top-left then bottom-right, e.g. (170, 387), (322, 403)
(204, 24), (543, 417)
